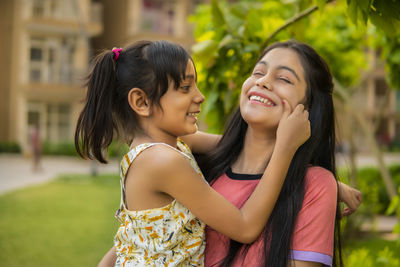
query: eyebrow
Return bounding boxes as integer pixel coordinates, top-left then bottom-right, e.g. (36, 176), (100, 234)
(183, 74), (195, 80)
(256, 61), (301, 82)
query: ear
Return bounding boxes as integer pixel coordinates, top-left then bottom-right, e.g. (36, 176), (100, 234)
(127, 88), (151, 117)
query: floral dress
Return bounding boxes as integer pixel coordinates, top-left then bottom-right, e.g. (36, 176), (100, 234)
(114, 139), (206, 267)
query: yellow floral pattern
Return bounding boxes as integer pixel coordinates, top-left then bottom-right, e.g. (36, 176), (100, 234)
(114, 139), (206, 266)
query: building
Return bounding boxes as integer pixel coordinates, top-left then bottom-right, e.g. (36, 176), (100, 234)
(336, 51), (400, 152)
(0, 0), (103, 154)
(93, 0), (205, 51)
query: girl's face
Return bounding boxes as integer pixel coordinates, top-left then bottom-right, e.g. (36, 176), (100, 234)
(240, 48), (307, 130)
(152, 60), (204, 138)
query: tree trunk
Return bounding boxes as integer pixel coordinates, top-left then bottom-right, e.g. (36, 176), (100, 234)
(334, 81), (397, 199)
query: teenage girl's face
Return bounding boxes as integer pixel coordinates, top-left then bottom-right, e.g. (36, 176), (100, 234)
(153, 60), (204, 137)
(240, 48), (307, 130)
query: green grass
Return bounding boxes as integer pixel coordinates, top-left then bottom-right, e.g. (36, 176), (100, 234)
(343, 234), (400, 266)
(1, 174), (399, 266)
(0, 174), (121, 267)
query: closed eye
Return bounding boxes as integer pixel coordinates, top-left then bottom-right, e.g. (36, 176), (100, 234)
(253, 72), (265, 77)
(279, 77), (293, 85)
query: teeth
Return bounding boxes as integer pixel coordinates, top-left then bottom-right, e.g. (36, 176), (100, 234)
(187, 112), (199, 117)
(249, 95), (275, 106)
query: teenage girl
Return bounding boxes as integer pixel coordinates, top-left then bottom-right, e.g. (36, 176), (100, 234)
(189, 41), (362, 267)
(75, 40), (310, 266)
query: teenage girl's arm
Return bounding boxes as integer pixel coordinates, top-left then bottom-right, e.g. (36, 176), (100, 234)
(288, 260), (321, 267)
(148, 102), (310, 244)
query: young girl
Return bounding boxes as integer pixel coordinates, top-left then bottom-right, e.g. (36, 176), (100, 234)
(75, 40), (310, 266)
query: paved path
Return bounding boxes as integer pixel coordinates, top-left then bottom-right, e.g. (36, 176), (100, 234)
(0, 154), (119, 195)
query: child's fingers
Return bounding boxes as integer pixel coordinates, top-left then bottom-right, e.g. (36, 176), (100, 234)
(341, 207), (353, 217)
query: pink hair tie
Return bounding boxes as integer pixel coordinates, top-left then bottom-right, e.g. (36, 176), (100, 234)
(112, 47), (122, 61)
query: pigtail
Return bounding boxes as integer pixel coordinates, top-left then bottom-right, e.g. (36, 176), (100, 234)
(75, 50), (117, 163)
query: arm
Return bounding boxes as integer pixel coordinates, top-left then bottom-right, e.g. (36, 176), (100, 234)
(180, 131), (221, 154)
(98, 247), (116, 267)
(290, 167), (337, 266)
(288, 260), (322, 267)
(338, 182), (362, 216)
(155, 103), (310, 244)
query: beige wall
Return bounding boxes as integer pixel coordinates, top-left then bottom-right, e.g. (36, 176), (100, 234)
(0, 0), (102, 153)
(0, 0), (15, 142)
(93, 0), (199, 52)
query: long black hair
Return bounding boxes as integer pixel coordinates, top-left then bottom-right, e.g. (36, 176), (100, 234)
(75, 40), (192, 163)
(196, 40), (342, 267)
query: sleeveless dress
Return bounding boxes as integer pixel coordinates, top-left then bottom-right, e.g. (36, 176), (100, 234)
(114, 139), (206, 267)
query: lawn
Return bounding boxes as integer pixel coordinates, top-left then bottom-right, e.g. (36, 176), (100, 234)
(0, 174), (121, 267)
(0, 174), (399, 266)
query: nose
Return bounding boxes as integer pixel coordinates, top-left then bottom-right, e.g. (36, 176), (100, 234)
(256, 75), (273, 91)
(194, 86), (205, 104)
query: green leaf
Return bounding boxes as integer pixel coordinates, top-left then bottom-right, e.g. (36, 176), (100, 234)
(211, 0), (226, 29)
(369, 0), (400, 36)
(386, 195), (399, 215)
(203, 81), (220, 114)
(192, 39), (216, 55)
(347, 0), (359, 24)
(218, 34), (235, 49)
(315, 0), (326, 11)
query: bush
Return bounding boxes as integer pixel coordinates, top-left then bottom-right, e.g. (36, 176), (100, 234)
(0, 142), (21, 153)
(340, 164), (400, 215)
(346, 247), (400, 267)
(42, 142), (78, 156)
(42, 141), (129, 158)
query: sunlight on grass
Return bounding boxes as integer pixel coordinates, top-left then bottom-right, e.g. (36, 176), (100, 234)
(0, 174), (120, 267)
(1, 173), (399, 266)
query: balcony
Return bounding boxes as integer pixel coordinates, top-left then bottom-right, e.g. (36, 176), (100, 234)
(26, 1), (102, 37)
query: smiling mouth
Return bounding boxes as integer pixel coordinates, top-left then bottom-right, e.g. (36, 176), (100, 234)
(187, 112), (200, 118)
(249, 95), (276, 107)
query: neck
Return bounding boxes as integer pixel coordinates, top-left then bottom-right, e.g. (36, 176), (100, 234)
(130, 124), (178, 148)
(231, 126), (276, 174)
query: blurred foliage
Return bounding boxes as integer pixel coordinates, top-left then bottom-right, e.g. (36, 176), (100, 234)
(189, 0), (400, 133)
(0, 142), (21, 153)
(346, 247), (400, 267)
(42, 142), (78, 156)
(42, 141), (129, 159)
(387, 186), (400, 241)
(339, 164), (400, 216)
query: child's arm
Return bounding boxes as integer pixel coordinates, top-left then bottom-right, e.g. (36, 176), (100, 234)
(98, 247), (116, 267)
(151, 102), (310, 244)
(338, 182), (362, 216)
(180, 131), (221, 154)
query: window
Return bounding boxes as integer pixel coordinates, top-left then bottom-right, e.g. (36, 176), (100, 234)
(32, 0), (46, 17)
(29, 37), (76, 84)
(31, 0), (73, 19)
(141, 0), (176, 35)
(46, 103), (71, 143)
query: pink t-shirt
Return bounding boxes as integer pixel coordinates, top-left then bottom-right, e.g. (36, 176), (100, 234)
(205, 166), (337, 267)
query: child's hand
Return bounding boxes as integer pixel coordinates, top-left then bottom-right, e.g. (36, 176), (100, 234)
(339, 182), (362, 217)
(276, 100), (310, 153)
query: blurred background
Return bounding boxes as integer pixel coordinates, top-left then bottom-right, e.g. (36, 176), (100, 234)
(0, 0), (399, 266)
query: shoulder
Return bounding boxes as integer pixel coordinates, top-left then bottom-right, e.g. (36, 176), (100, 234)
(135, 144), (191, 172)
(305, 166), (337, 192)
(303, 166), (338, 205)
